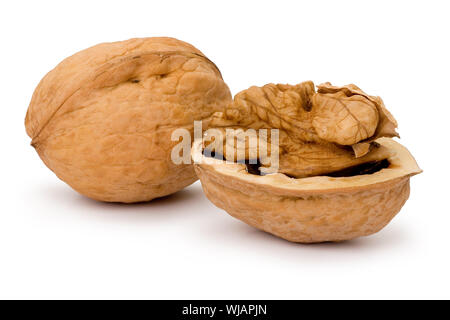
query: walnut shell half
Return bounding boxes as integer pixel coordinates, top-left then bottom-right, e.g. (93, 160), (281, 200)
(25, 37), (231, 203)
(192, 138), (421, 243)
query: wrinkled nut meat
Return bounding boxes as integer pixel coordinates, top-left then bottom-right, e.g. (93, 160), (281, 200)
(25, 37), (231, 203)
(193, 82), (421, 243)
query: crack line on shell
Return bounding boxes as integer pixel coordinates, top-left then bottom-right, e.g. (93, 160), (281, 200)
(30, 50), (223, 145)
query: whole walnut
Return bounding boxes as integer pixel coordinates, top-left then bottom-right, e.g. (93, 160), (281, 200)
(25, 37), (231, 203)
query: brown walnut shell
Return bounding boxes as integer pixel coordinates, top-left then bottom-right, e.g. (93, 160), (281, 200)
(25, 37), (231, 203)
(192, 138), (421, 243)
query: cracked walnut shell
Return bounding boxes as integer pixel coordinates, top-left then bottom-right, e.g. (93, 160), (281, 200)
(25, 37), (231, 203)
(193, 138), (421, 243)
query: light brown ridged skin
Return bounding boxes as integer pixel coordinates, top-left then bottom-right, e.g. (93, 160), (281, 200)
(196, 165), (410, 243)
(25, 37), (231, 203)
(193, 138), (421, 243)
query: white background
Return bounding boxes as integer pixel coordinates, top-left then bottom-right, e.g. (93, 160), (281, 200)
(0, 0), (448, 299)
